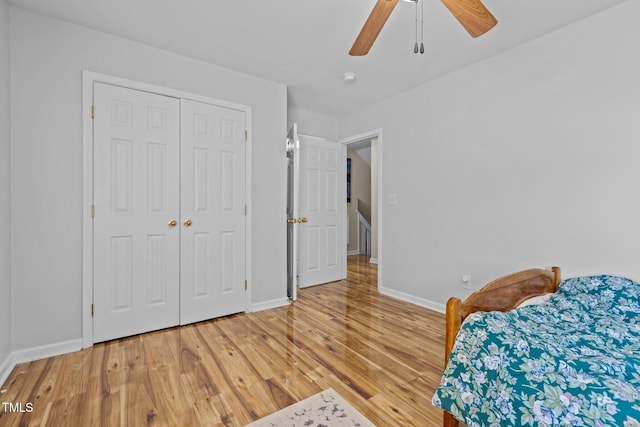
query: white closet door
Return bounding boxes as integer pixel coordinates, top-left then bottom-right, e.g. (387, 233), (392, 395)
(180, 99), (246, 325)
(93, 82), (180, 343)
(298, 135), (344, 287)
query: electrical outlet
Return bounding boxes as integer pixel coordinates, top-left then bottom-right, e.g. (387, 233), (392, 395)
(461, 274), (471, 289)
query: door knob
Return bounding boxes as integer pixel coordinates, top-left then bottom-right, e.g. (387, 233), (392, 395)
(184, 219), (192, 227)
(287, 217), (308, 224)
(168, 219), (177, 228)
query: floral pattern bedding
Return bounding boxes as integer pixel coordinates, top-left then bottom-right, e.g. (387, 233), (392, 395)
(432, 275), (640, 426)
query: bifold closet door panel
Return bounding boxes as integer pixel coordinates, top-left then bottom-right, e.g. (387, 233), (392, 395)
(93, 82), (181, 343)
(179, 99), (247, 325)
(180, 100), (246, 324)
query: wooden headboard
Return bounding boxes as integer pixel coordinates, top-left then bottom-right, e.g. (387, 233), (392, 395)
(442, 266), (561, 427)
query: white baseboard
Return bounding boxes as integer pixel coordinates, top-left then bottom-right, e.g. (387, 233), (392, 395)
(250, 297), (290, 313)
(346, 250), (360, 256)
(379, 286), (445, 314)
(0, 352), (16, 389)
(369, 258), (379, 265)
(1, 338), (82, 388)
(12, 339), (83, 365)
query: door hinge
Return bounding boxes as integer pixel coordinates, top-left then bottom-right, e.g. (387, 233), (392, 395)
(244, 280), (248, 290)
(244, 205), (247, 216)
(244, 130), (248, 141)
(91, 304), (94, 317)
(91, 204), (95, 218)
(91, 105), (95, 120)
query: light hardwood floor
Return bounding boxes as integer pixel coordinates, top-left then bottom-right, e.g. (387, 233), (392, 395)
(0, 255), (447, 426)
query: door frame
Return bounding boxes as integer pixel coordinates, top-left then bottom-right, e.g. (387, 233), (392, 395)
(286, 124), (298, 301)
(81, 71), (253, 348)
(339, 129), (383, 288)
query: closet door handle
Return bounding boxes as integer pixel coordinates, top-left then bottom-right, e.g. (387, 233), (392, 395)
(168, 219), (177, 228)
(184, 219), (193, 227)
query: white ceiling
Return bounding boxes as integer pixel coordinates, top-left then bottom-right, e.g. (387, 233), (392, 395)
(9, 0), (627, 117)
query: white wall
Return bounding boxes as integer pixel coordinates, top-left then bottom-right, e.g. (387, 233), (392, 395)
(288, 106), (339, 141)
(0, 0), (12, 371)
(339, 1), (640, 308)
(9, 7), (287, 352)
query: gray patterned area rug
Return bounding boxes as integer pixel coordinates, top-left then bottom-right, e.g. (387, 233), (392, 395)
(245, 388), (376, 427)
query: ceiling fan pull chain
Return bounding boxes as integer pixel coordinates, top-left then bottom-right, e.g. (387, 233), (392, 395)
(414, 0), (419, 53)
(420, 0), (425, 54)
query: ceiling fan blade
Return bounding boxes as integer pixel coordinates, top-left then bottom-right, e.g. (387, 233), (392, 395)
(440, 0), (497, 38)
(349, 0), (400, 56)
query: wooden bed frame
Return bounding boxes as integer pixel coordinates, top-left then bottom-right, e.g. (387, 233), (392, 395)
(442, 266), (561, 427)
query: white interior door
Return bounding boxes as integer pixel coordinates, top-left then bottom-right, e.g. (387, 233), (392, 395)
(286, 124), (299, 300)
(179, 99), (246, 325)
(298, 135), (344, 287)
(93, 82), (180, 343)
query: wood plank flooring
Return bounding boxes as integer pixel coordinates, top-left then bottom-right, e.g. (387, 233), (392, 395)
(0, 255), (447, 426)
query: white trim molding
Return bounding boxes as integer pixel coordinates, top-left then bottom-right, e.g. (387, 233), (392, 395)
(339, 128), (383, 290)
(0, 353), (16, 388)
(379, 286), (445, 314)
(1, 339), (84, 387)
(12, 339), (83, 365)
(250, 298), (290, 313)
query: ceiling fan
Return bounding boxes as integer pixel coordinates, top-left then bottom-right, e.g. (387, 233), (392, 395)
(349, 0), (497, 56)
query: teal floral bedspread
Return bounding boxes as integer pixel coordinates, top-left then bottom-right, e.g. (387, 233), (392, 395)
(432, 275), (640, 426)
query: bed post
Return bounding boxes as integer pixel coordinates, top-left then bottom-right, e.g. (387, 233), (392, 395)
(444, 410), (459, 427)
(443, 297), (462, 427)
(552, 266), (561, 291)
(445, 297), (462, 366)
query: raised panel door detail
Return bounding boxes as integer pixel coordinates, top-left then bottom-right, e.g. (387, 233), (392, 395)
(308, 146), (319, 162)
(147, 143), (167, 212)
(220, 231), (235, 293)
(305, 226), (320, 272)
(111, 139), (132, 213)
(110, 236), (133, 312)
(326, 148), (338, 165)
(110, 100), (133, 128)
(193, 148), (209, 212)
(325, 225), (338, 268)
(147, 106), (167, 133)
(325, 170), (338, 213)
(220, 151), (235, 212)
(194, 114), (209, 137)
(147, 234), (167, 306)
(221, 119), (235, 141)
(306, 169), (320, 213)
(193, 233), (210, 298)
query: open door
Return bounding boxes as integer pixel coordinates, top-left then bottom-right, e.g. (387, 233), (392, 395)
(286, 124), (299, 301)
(297, 135), (345, 287)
